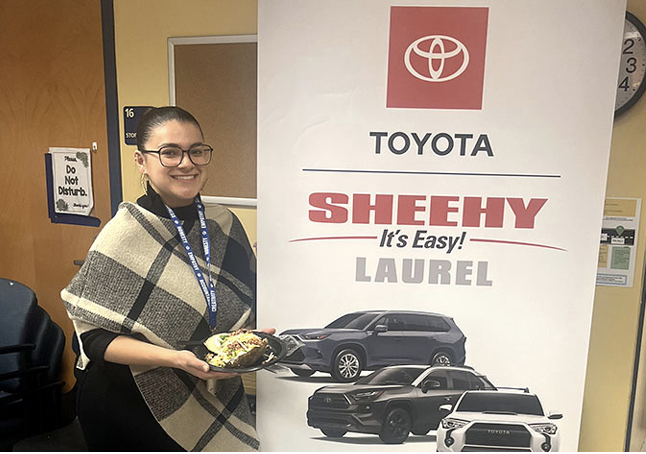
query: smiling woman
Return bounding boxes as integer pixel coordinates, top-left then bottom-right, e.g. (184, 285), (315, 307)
(61, 107), (270, 452)
(135, 107), (210, 207)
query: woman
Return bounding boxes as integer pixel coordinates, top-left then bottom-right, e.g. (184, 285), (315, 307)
(62, 107), (266, 451)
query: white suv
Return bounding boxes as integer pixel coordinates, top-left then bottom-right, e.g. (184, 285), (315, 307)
(436, 389), (562, 452)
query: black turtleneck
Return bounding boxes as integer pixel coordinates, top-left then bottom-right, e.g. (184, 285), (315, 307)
(136, 182), (199, 222)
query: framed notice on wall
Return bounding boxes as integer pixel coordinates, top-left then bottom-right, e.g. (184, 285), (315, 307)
(49, 147), (93, 215)
(597, 198), (641, 287)
(44, 148), (100, 227)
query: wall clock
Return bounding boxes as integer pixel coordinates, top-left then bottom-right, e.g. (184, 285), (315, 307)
(615, 12), (646, 117)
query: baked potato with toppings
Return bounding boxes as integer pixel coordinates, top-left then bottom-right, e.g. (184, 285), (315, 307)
(204, 329), (269, 368)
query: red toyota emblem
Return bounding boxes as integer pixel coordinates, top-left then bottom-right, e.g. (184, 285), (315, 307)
(387, 6), (489, 110)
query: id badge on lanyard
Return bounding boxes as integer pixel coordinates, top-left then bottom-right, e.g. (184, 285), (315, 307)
(165, 197), (217, 327)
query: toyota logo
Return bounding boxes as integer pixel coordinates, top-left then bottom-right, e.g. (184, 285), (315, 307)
(404, 35), (469, 82)
(323, 397), (332, 404)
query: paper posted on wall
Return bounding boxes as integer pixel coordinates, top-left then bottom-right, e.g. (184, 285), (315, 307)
(49, 147), (94, 216)
(597, 198), (641, 287)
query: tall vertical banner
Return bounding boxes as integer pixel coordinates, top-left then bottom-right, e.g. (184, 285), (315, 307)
(258, 1), (626, 451)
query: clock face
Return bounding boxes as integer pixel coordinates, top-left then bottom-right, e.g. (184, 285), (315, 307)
(615, 13), (646, 117)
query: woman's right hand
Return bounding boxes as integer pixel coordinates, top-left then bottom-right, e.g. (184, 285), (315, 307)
(174, 350), (238, 380)
(103, 335), (239, 380)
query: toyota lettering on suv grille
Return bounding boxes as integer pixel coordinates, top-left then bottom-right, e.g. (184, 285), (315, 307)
(436, 389), (563, 452)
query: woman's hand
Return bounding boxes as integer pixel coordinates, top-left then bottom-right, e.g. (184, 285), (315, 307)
(104, 335), (238, 380)
(174, 350), (238, 380)
(256, 327), (276, 335)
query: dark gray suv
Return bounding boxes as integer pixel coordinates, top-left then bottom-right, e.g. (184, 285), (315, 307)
(308, 365), (494, 443)
(280, 310), (467, 382)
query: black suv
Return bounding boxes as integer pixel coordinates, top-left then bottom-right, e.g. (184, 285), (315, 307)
(307, 365), (495, 444)
(280, 310), (467, 381)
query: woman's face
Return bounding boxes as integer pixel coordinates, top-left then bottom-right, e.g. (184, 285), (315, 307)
(135, 120), (208, 208)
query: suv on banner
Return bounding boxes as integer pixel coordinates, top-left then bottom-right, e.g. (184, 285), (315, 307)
(306, 365), (495, 444)
(280, 310), (467, 382)
(436, 389), (563, 452)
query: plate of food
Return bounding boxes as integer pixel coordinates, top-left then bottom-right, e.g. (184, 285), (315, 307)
(189, 329), (287, 373)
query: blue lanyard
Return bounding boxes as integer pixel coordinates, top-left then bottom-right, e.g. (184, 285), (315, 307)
(165, 196), (217, 327)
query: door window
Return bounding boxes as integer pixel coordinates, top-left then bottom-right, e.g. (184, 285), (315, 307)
(400, 314), (429, 331)
(379, 315), (406, 330)
(449, 371), (473, 390)
(421, 370), (449, 389)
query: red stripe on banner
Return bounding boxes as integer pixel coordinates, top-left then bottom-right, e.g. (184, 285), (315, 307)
(470, 238), (567, 251)
(289, 236), (379, 243)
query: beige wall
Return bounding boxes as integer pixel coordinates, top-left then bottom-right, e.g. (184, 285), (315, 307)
(579, 1), (646, 450)
(114, 1), (646, 450)
(113, 0), (258, 241)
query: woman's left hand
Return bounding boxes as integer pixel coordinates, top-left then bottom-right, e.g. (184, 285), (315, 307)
(257, 327), (276, 335)
(175, 349), (238, 380)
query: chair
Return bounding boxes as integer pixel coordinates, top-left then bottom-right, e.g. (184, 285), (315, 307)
(0, 278), (66, 450)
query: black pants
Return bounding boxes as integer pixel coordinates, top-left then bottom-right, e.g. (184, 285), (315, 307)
(76, 362), (184, 452)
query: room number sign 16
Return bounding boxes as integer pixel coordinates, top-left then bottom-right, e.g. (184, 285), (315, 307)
(123, 106), (151, 145)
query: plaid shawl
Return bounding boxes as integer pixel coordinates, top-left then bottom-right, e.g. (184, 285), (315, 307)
(61, 201), (259, 451)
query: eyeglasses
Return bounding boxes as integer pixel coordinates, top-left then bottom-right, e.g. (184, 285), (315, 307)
(139, 145), (213, 167)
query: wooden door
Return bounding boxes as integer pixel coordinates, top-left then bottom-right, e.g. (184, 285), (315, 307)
(0, 0), (112, 390)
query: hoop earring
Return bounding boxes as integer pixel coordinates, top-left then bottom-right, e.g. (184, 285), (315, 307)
(140, 174), (149, 194)
(200, 177), (209, 193)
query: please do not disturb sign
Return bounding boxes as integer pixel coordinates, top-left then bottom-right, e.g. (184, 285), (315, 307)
(50, 147), (94, 216)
